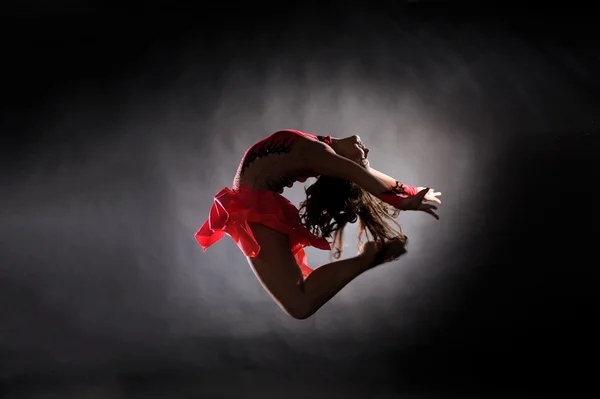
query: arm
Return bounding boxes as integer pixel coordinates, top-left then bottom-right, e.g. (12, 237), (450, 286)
(368, 168), (419, 196)
(304, 141), (406, 209)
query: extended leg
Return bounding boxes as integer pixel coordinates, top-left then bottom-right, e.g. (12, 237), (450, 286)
(247, 222), (405, 319)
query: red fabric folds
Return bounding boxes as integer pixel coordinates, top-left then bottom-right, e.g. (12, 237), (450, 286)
(195, 187), (331, 278)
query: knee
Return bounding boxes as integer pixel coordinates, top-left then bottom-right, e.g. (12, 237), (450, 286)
(282, 301), (313, 320)
(287, 308), (312, 320)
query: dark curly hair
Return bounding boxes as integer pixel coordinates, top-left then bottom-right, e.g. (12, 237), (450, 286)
(298, 175), (407, 259)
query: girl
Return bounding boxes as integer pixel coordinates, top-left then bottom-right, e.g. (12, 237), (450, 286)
(196, 130), (441, 319)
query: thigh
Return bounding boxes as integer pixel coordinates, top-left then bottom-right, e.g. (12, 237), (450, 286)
(246, 222), (306, 314)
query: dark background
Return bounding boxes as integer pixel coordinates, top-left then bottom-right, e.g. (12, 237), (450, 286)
(1, 1), (598, 397)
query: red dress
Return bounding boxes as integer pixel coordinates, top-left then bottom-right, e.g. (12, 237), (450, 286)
(195, 130), (333, 278)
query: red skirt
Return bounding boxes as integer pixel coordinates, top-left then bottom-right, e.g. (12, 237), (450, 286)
(195, 187), (331, 278)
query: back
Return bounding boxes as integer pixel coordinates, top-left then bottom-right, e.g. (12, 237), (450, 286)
(232, 130), (331, 193)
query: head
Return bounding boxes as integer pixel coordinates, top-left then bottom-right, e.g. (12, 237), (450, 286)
(331, 134), (370, 168)
(298, 135), (405, 259)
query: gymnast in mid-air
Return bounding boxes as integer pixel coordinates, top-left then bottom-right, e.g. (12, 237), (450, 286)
(196, 129), (441, 319)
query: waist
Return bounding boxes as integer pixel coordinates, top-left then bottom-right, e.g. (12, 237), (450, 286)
(233, 173), (318, 193)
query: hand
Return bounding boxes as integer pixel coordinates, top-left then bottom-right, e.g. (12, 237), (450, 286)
(401, 187), (440, 219)
(416, 187), (442, 205)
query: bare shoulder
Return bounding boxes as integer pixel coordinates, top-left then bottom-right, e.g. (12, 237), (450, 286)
(290, 136), (336, 173)
(293, 135), (334, 157)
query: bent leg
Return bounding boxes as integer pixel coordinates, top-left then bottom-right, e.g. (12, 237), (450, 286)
(247, 222), (404, 319)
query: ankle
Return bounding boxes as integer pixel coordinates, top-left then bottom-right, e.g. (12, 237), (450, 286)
(358, 242), (381, 271)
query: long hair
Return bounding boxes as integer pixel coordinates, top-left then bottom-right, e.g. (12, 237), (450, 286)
(298, 175), (407, 259)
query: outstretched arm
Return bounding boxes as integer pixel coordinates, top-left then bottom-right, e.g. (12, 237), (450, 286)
(368, 168), (420, 196)
(370, 167), (442, 205)
(301, 139), (439, 218)
(304, 141), (412, 210)
(312, 147), (392, 197)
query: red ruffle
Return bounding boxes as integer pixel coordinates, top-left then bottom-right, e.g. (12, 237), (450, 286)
(195, 187), (331, 278)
